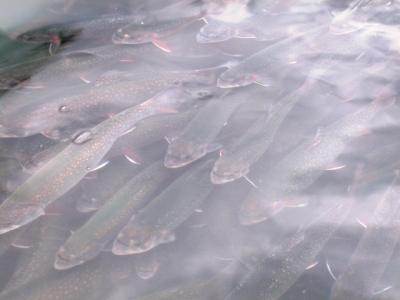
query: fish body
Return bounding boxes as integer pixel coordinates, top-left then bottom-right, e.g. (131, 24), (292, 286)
(164, 88), (247, 168)
(229, 200), (351, 300)
(0, 69), (214, 138)
(54, 161), (172, 270)
(211, 80), (316, 184)
(217, 26), (327, 88)
(112, 159), (215, 255)
(0, 87), (196, 234)
(240, 91), (395, 225)
(330, 175), (400, 300)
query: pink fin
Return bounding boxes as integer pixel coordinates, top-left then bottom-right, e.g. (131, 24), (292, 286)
(325, 260), (337, 281)
(283, 198), (308, 208)
(325, 164), (346, 171)
(152, 38), (172, 53)
(122, 147), (143, 165)
(305, 261), (319, 270)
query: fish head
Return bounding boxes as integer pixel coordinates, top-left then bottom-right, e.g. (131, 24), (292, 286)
(239, 195), (282, 226)
(210, 158), (250, 184)
(217, 69), (255, 88)
(112, 27), (153, 44)
(112, 227), (163, 255)
(0, 204), (45, 235)
(196, 22), (234, 44)
(164, 140), (209, 168)
(54, 246), (87, 270)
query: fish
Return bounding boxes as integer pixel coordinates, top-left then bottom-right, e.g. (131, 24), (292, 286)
(228, 199), (352, 300)
(54, 161), (173, 270)
(15, 14), (156, 52)
(75, 158), (143, 213)
(112, 12), (205, 50)
(217, 26), (327, 88)
(0, 87), (198, 235)
(216, 23), (373, 89)
(0, 254), (136, 300)
(112, 158), (215, 255)
(330, 173), (400, 300)
(239, 89), (396, 225)
(164, 87), (247, 168)
(28, 45), (149, 87)
(0, 68), (215, 138)
(4, 199), (77, 292)
(211, 79), (320, 184)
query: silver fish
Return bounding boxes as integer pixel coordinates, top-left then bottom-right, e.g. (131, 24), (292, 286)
(239, 90), (396, 225)
(229, 200), (352, 300)
(112, 159), (215, 255)
(164, 88), (246, 168)
(0, 87), (196, 235)
(54, 161), (172, 270)
(0, 68), (215, 138)
(211, 80), (318, 184)
(330, 173), (400, 300)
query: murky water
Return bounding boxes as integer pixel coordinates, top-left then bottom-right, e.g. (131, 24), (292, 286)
(0, 0), (399, 299)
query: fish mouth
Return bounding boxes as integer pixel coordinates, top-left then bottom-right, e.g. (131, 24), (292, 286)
(210, 170), (235, 184)
(54, 253), (84, 270)
(112, 238), (147, 255)
(163, 156), (192, 169)
(216, 73), (252, 89)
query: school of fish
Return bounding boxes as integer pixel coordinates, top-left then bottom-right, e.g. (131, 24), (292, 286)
(0, 0), (399, 299)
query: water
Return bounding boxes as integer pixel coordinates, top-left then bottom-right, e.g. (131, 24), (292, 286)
(0, 0), (399, 299)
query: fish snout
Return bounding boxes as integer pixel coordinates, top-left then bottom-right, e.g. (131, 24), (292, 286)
(54, 248), (84, 270)
(112, 233), (149, 255)
(217, 71), (253, 88)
